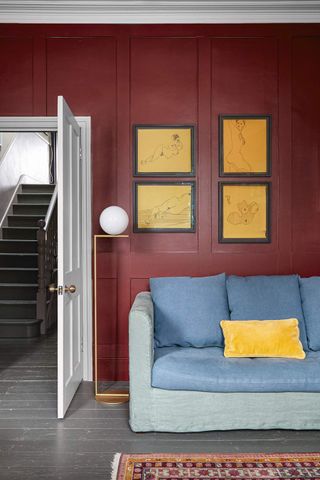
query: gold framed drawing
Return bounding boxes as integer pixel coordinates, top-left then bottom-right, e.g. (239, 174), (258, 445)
(133, 181), (196, 232)
(133, 125), (195, 176)
(219, 115), (271, 176)
(219, 182), (271, 243)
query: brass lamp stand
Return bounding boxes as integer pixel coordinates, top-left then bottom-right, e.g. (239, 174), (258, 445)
(94, 234), (129, 404)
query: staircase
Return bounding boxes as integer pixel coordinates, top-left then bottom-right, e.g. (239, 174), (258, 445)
(0, 184), (56, 338)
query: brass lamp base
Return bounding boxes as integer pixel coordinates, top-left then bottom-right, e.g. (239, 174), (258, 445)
(95, 389), (129, 404)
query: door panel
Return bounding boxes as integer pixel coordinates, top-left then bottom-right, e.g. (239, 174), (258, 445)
(57, 96), (83, 419)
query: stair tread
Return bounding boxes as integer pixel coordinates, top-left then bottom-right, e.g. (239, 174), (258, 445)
(0, 239), (37, 243)
(2, 226), (39, 230)
(0, 283), (38, 287)
(18, 192), (52, 196)
(7, 214), (45, 217)
(0, 253), (38, 256)
(0, 267), (38, 271)
(21, 183), (54, 186)
(0, 300), (36, 304)
(0, 319), (40, 324)
(13, 203), (49, 206)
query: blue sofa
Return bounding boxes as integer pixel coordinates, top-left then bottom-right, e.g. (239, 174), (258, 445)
(129, 274), (320, 432)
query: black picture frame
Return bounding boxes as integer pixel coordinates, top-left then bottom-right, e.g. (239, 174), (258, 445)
(219, 114), (272, 177)
(133, 181), (196, 233)
(133, 124), (195, 177)
(218, 181), (271, 243)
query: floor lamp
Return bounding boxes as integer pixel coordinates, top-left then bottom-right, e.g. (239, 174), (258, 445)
(94, 206), (129, 404)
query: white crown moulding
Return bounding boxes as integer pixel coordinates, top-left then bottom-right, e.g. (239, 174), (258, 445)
(0, 0), (320, 24)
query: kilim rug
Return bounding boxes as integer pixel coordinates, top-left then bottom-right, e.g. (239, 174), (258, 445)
(111, 453), (320, 480)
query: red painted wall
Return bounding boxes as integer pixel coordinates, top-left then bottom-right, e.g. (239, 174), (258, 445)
(0, 24), (320, 380)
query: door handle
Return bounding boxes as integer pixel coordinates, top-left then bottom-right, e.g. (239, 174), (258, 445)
(65, 285), (76, 294)
(49, 284), (77, 294)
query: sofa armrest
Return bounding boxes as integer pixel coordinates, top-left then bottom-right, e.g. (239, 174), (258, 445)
(129, 291), (154, 386)
(129, 291), (154, 430)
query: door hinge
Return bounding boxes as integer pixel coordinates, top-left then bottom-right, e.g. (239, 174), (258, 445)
(80, 338), (84, 353)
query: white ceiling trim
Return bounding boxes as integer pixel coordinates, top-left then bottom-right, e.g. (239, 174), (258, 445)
(0, 0), (320, 24)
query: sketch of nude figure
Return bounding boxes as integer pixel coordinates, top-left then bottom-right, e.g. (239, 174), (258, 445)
(227, 200), (259, 226)
(141, 134), (183, 165)
(225, 120), (252, 172)
(144, 192), (190, 226)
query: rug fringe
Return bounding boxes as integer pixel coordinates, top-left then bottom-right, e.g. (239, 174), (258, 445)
(111, 453), (121, 480)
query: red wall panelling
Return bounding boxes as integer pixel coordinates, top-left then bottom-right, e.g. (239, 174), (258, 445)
(0, 25), (320, 380)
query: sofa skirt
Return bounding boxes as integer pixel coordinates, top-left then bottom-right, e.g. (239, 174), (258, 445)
(130, 387), (320, 432)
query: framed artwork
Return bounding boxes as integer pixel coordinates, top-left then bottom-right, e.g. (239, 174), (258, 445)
(219, 115), (271, 176)
(133, 181), (196, 232)
(133, 125), (195, 176)
(219, 182), (271, 243)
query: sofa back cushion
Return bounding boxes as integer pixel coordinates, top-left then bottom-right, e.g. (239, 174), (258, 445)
(226, 275), (308, 350)
(299, 276), (320, 351)
(150, 274), (229, 348)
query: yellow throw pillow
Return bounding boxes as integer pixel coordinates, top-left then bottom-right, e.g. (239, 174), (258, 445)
(220, 318), (305, 359)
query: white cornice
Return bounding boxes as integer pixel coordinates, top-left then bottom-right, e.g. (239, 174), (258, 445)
(0, 1), (320, 24)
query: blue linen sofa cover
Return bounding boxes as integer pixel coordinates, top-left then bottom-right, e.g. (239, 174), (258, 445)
(150, 274), (229, 348)
(152, 346), (320, 393)
(129, 292), (320, 432)
(226, 275), (308, 349)
(299, 276), (320, 351)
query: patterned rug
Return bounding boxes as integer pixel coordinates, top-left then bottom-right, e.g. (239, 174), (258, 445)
(111, 453), (320, 480)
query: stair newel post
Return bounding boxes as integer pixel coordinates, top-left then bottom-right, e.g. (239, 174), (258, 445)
(37, 218), (47, 334)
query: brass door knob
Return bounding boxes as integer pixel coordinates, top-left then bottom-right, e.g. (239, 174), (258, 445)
(49, 283), (59, 293)
(65, 284), (76, 294)
(48, 284), (76, 294)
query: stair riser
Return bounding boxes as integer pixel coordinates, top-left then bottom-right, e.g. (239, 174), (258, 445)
(0, 287), (37, 301)
(2, 228), (37, 240)
(17, 194), (52, 204)
(13, 204), (48, 215)
(0, 270), (38, 283)
(0, 304), (36, 319)
(0, 322), (41, 338)
(8, 216), (43, 227)
(21, 185), (55, 194)
(0, 256), (37, 268)
(0, 241), (37, 253)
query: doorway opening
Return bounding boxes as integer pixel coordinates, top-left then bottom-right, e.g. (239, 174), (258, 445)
(0, 131), (57, 339)
(0, 130), (58, 419)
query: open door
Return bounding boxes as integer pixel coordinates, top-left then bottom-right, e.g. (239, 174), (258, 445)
(57, 96), (83, 418)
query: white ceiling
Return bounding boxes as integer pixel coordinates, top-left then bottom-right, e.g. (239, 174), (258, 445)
(0, 0), (320, 23)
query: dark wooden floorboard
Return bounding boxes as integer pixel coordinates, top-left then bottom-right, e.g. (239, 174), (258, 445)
(0, 330), (320, 480)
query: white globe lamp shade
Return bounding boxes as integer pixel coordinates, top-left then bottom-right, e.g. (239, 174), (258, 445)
(99, 206), (129, 235)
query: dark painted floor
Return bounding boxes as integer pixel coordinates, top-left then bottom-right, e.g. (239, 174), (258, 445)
(0, 330), (320, 479)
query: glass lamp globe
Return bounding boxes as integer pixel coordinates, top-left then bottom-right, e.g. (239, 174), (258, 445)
(99, 206), (129, 235)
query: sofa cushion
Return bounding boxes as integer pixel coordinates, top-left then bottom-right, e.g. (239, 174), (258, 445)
(152, 346), (320, 392)
(221, 319), (305, 359)
(226, 275), (308, 350)
(299, 276), (320, 351)
(150, 274), (229, 348)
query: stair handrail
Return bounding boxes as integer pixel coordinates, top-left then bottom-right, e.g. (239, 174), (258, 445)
(43, 185), (57, 231)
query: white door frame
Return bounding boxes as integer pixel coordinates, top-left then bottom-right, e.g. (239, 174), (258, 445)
(0, 116), (93, 381)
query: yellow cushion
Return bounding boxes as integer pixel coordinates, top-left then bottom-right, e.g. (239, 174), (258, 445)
(220, 319), (306, 359)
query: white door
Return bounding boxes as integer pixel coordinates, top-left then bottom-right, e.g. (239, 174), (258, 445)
(57, 96), (83, 418)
